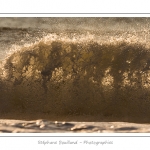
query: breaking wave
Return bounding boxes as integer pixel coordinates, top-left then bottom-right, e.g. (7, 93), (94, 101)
(1, 33), (150, 122)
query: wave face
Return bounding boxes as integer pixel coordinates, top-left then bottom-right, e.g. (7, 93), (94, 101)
(1, 32), (150, 121)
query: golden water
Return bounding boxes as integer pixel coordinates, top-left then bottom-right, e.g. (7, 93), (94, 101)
(0, 18), (150, 122)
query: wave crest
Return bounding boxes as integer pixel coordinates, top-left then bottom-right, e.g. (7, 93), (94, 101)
(1, 35), (150, 121)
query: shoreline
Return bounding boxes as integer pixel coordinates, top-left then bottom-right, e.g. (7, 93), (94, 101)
(0, 118), (150, 133)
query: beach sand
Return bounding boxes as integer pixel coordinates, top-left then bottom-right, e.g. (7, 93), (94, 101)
(1, 119), (150, 133)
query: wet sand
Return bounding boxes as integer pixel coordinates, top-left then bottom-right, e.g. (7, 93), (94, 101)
(0, 111), (149, 133)
(0, 119), (150, 133)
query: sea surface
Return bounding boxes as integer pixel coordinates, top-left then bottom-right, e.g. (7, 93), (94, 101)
(1, 18), (150, 126)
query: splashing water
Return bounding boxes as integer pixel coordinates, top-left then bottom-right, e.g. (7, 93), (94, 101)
(1, 20), (150, 122)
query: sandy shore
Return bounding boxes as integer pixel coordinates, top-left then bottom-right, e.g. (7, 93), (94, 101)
(0, 119), (150, 133)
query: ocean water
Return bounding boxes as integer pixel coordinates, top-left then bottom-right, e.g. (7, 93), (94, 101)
(1, 18), (150, 122)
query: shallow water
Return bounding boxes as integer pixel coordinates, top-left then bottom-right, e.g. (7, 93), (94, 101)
(1, 119), (150, 133)
(1, 18), (150, 123)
